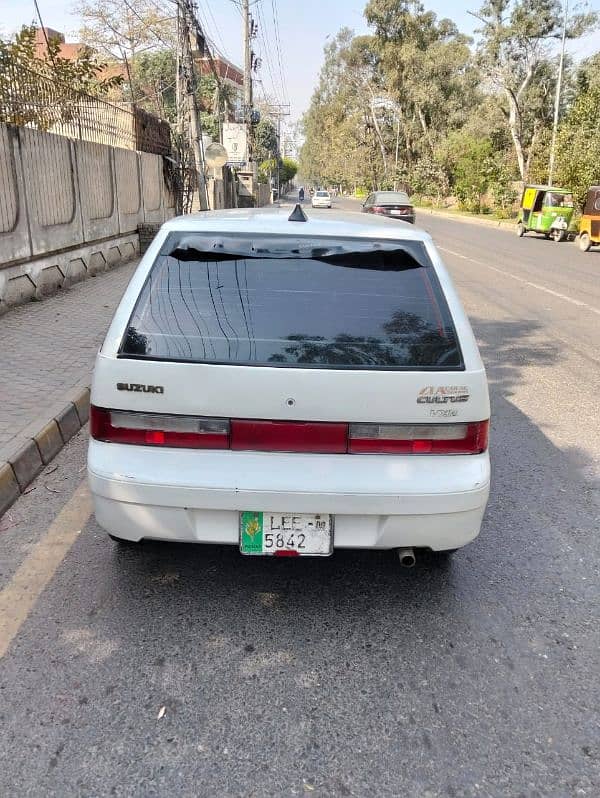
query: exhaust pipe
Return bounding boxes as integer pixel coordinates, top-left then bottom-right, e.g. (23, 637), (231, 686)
(397, 547), (416, 568)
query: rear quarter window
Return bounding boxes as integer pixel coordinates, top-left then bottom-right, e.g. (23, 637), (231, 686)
(120, 236), (463, 370)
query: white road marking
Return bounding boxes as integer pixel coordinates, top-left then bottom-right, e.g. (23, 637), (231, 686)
(0, 481), (92, 660)
(439, 247), (600, 317)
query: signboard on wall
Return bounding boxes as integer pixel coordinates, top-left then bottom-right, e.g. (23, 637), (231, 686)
(223, 123), (247, 166)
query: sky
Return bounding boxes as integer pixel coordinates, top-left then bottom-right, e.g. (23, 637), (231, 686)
(2, 0), (600, 135)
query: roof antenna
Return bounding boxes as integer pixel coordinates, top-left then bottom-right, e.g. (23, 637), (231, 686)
(288, 203), (308, 222)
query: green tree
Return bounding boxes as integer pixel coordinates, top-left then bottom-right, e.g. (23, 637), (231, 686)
(280, 157), (298, 184)
(75, 0), (176, 101)
(0, 25), (122, 94)
(406, 154), (449, 205)
(254, 118), (278, 163)
(472, 0), (597, 181)
(132, 49), (176, 120)
(0, 25), (123, 128)
(364, 0), (478, 166)
(554, 81), (600, 207)
(442, 134), (501, 212)
(300, 28), (384, 191)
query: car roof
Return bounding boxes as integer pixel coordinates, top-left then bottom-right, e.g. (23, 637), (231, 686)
(161, 207), (431, 242)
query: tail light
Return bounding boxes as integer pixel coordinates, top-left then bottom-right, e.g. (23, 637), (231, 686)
(90, 407), (488, 455)
(348, 421), (489, 455)
(90, 406), (229, 449)
(231, 420), (347, 454)
(371, 206), (387, 214)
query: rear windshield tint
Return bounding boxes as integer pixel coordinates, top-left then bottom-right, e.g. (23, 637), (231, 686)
(120, 237), (463, 370)
(375, 192), (411, 204)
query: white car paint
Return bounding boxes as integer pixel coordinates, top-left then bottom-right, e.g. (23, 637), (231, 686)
(88, 207), (490, 553)
(312, 191), (332, 208)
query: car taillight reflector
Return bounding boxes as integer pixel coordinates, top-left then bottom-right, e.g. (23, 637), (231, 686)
(371, 206), (387, 214)
(231, 420), (347, 453)
(348, 421), (489, 454)
(90, 406), (229, 448)
(90, 407), (489, 455)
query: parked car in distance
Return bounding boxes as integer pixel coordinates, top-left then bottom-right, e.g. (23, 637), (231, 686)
(576, 185), (600, 252)
(88, 206), (490, 566)
(312, 190), (332, 208)
(362, 191), (415, 224)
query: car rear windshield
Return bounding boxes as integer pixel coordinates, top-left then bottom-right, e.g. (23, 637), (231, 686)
(376, 192), (411, 204)
(119, 235), (463, 370)
(316, 191), (329, 197)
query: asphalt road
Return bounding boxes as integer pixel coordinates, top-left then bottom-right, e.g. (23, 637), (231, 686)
(0, 202), (599, 797)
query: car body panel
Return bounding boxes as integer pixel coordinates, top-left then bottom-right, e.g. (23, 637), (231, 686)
(312, 191), (332, 208)
(89, 207), (490, 552)
(363, 191), (415, 224)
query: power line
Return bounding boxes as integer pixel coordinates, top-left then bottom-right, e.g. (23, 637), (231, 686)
(269, 0), (289, 104)
(197, 0), (231, 61)
(255, 1), (283, 105)
(123, 0), (176, 51)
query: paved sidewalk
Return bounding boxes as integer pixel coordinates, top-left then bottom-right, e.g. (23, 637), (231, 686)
(0, 259), (137, 456)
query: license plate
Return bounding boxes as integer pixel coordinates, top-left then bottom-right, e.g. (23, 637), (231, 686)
(239, 512), (333, 556)
(390, 209), (404, 215)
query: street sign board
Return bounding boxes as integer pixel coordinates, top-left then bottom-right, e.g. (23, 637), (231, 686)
(205, 142), (228, 169)
(223, 123), (247, 166)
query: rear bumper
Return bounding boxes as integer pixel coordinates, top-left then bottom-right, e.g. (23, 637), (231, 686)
(387, 214), (415, 224)
(88, 442), (490, 550)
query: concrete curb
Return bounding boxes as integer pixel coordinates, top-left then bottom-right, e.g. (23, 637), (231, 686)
(415, 207), (516, 231)
(0, 385), (90, 517)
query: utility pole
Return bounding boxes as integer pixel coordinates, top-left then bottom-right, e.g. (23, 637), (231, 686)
(242, 0), (254, 170)
(548, 0), (569, 187)
(265, 103), (290, 198)
(178, 0), (209, 211)
(394, 117), (400, 191)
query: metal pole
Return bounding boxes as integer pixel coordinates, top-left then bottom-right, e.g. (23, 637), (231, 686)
(548, 0), (568, 187)
(179, 0), (208, 210)
(394, 115), (400, 191)
(276, 114), (281, 199)
(243, 0), (253, 167)
(175, 5), (183, 138)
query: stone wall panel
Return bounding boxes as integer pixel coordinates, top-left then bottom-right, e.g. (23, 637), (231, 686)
(19, 127), (84, 257)
(0, 126), (32, 263)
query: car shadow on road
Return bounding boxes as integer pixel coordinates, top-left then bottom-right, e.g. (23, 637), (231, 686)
(470, 315), (561, 398)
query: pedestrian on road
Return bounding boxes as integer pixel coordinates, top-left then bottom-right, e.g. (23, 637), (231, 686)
(298, 187), (305, 202)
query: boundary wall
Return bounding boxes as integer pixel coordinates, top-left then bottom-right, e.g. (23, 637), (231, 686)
(0, 123), (175, 313)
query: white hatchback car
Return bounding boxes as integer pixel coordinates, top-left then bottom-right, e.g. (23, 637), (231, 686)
(88, 206), (490, 564)
(312, 190), (332, 208)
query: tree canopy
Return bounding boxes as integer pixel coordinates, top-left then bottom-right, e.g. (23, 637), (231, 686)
(300, 0), (599, 212)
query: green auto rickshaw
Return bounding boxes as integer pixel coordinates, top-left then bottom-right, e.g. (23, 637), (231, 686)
(516, 185), (575, 242)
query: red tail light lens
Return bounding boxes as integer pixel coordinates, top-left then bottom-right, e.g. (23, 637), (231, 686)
(90, 406), (229, 449)
(231, 420), (347, 453)
(91, 407), (489, 455)
(348, 421), (489, 455)
(371, 206), (387, 214)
